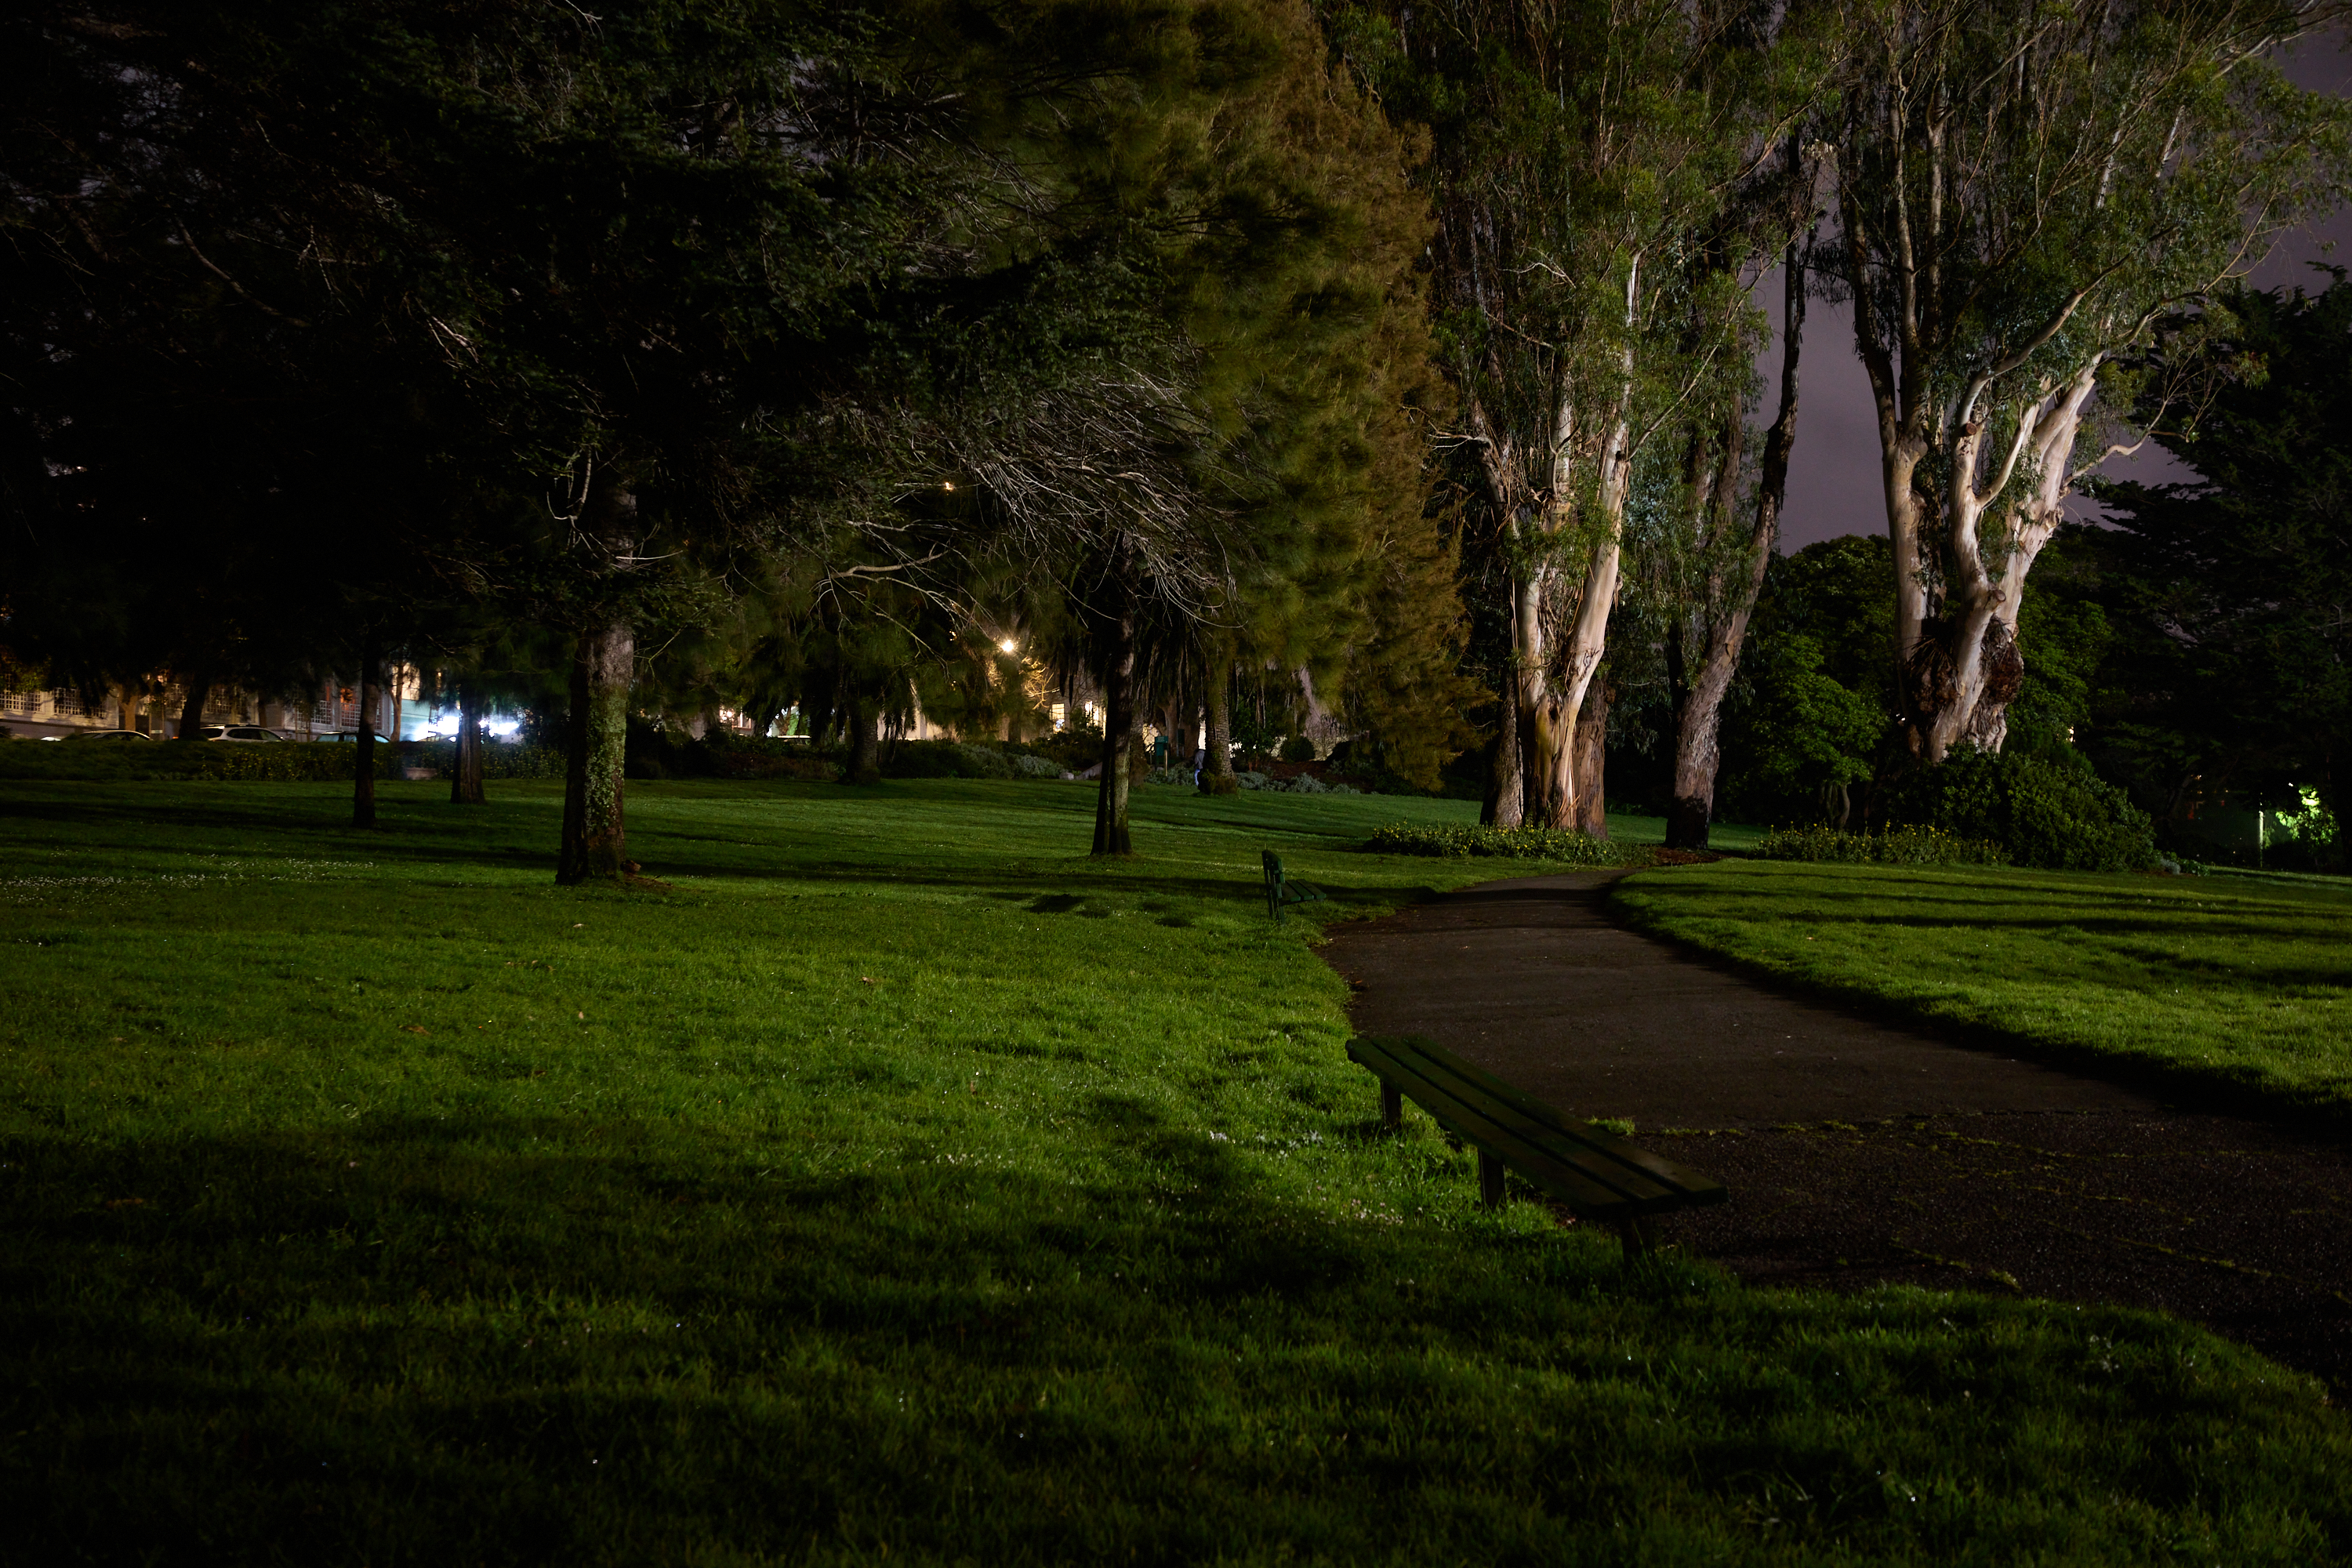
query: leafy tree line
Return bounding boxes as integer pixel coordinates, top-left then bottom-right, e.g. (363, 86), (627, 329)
(2, 0), (1473, 872)
(5, 0), (2347, 876)
(1600, 272), (2350, 870)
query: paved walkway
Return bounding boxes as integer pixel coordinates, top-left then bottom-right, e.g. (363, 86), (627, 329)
(1320, 872), (2352, 1391)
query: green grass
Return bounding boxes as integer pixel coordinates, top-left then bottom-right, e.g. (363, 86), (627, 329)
(1613, 858), (2352, 1118)
(3, 777), (2347, 1564)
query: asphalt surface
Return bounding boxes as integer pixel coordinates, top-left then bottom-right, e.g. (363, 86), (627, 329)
(1319, 871), (2352, 1392)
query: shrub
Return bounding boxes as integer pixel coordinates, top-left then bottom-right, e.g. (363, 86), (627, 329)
(878, 739), (1017, 780)
(0, 739), (386, 782)
(405, 739), (564, 780)
(1283, 772), (1330, 794)
(1235, 771), (1275, 790)
(1279, 735), (1317, 764)
(1757, 825), (2006, 866)
(1010, 753), (1062, 779)
(1364, 822), (1637, 865)
(1879, 748), (2158, 871)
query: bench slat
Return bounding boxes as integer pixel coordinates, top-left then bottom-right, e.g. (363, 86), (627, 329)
(1349, 1038), (1681, 1212)
(1376, 1035), (1726, 1205)
(1347, 1038), (1678, 1218)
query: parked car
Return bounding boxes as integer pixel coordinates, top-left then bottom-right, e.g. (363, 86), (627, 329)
(199, 725), (285, 742)
(60, 728), (154, 742)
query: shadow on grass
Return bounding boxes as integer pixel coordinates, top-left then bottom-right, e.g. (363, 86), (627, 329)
(0, 1111), (1651, 1564)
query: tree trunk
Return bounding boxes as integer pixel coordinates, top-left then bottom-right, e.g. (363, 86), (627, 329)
(1571, 676), (1609, 839)
(1668, 246), (1806, 849)
(557, 620), (633, 884)
(1482, 673), (1522, 827)
(353, 644), (380, 829)
(1092, 557), (1138, 855)
(176, 670), (212, 742)
(1200, 645), (1236, 795)
(844, 695), (880, 783)
(451, 683), (486, 805)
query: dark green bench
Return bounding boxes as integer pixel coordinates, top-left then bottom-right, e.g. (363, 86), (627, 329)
(1346, 1033), (1726, 1258)
(1262, 851), (1329, 921)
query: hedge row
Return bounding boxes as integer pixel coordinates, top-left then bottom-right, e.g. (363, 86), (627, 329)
(1364, 822), (1642, 864)
(0, 737), (560, 782)
(1756, 824), (2007, 866)
(1878, 749), (2159, 872)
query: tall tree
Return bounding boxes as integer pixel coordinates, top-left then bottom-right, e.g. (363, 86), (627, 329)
(1656, 139), (1825, 848)
(1338, 0), (1828, 828)
(1823, 0), (2350, 762)
(2092, 275), (2352, 861)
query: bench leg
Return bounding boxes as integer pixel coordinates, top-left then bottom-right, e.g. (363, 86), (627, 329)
(1478, 1149), (1504, 1209)
(1379, 1081), (1401, 1131)
(1616, 1215), (1658, 1262)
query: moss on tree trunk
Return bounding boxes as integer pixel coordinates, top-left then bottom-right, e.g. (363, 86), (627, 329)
(1200, 644), (1236, 797)
(558, 621), (633, 884)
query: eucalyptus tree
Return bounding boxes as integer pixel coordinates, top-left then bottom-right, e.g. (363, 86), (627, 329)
(1650, 138), (1828, 848)
(1823, 0), (2351, 762)
(1336, 0), (1831, 829)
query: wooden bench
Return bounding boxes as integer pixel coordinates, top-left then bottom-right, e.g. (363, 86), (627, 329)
(1346, 1033), (1726, 1258)
(1262, 851), (1329, 922)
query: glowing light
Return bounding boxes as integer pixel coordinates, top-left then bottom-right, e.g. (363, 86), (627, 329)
(999, 639), (1018, 655)
(942, 480), (955, 492)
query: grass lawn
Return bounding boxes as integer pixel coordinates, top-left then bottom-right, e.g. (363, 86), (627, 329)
(2, 775), (2347, 1564)
(1612, 858), (2352, 1119)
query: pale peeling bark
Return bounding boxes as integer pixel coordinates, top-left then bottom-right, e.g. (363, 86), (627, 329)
(1909, 363), (2099, 759)
(557, 620), (633, 884)
(1482, 262), (1642, 834)
(1668, 249), (1806, 849)
(1571, 676), (1609, 838)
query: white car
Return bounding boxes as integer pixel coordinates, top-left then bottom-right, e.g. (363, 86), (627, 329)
(199, 725), (285, 742)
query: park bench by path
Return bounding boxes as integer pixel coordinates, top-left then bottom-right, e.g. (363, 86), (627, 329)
(1262, 851), (1329, 922)
(1346, 1033), (1726, 1258)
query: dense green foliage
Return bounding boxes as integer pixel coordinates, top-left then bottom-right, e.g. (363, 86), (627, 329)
(4, 779), (2349, 1561)
(1363, 822), (1644, 863)
(1613, 858), (2352, 1117)
(1756, 826), (2005, 867)
(2092, 278), (2352, 866)
(1712, 538), (1896, 826)
(1878, 749), (2159, 872)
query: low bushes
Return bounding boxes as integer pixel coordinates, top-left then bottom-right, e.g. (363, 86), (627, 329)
(1879, 748), (2159, 872)
(1366, 822), (1636, 864)
(0, 738), (382, 782)
(401, 739), (564, 780)
(1758, 824), (2006, 866)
